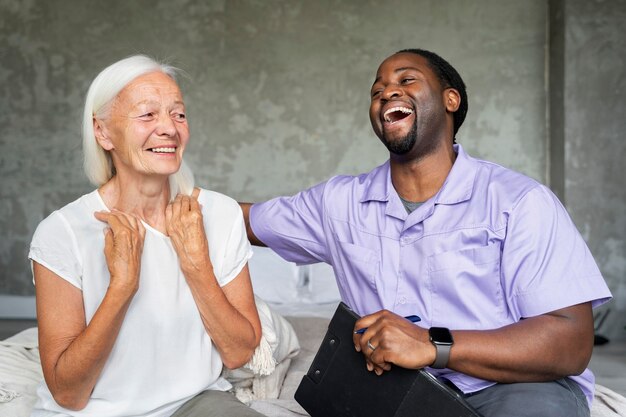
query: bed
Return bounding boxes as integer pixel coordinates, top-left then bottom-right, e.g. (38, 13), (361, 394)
(1, 247), (625, 417)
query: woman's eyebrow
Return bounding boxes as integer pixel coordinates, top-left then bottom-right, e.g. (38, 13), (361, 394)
(131, 99), (185, 108)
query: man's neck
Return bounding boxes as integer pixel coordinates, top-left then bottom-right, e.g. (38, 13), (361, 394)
(389, 143), (456, 203)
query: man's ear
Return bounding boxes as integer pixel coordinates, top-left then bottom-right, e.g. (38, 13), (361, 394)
(93, 118), (114, 151)
(444, 88), (461, 113)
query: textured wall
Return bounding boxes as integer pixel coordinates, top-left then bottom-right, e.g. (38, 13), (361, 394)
(564, 0), (626, 339)
(1, 0), (547, 296)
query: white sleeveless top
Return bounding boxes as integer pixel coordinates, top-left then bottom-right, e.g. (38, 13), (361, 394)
(28, 189), (252, 417)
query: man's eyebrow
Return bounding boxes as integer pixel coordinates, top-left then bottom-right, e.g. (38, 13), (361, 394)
(372, 66), (424, 86)
(394, 66), (423, 74)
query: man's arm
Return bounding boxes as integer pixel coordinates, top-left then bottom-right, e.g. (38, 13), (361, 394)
(239, 203), (266, 247)
(353, 302), (594, 381)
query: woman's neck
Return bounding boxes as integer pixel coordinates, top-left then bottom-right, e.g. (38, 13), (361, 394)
(98, 175), (171, 232)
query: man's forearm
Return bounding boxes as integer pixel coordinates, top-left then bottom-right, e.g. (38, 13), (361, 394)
(239, 202), (267, 247)
(448, 303), (594, 382)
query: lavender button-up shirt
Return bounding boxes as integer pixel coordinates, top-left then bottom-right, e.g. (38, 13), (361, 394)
(250, 144), (611, 405)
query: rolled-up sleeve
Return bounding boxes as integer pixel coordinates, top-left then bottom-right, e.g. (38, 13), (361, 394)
(250, 181), (330, 265)
(502, 185), (611, 319)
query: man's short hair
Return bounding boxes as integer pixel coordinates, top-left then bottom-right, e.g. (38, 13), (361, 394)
(397, 49), (468, 136)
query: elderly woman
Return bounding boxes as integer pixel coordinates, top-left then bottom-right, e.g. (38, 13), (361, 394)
(28, 55), (264, 417)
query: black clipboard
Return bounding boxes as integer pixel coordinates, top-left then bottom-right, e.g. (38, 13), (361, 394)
(295, 302), (482, 417)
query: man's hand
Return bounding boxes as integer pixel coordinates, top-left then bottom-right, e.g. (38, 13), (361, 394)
(353, 310), (436, 375)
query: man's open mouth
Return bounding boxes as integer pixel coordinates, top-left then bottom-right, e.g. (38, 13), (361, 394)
(383, 107), (413, 124)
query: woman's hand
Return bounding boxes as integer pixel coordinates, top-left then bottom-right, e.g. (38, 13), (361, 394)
(94, 210), (146, 295)
(165, 192), (212, 275)
(165, 190), (262, 367)
(36, 210), (145, 410)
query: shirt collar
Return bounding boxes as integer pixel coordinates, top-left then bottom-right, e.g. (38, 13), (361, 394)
(433, 143), (476, 206)
(360, 161), (392, 203)
(360, 143), (477, 206)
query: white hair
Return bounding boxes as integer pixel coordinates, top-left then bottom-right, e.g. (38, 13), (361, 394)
(82, 55), (194, 198)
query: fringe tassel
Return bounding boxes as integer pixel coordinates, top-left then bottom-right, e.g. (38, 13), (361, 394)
(244, 336), (276, 376)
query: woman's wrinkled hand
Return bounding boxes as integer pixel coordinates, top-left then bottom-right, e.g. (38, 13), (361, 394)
(94, 210), (146, 296)
(165, 192), (212, 274)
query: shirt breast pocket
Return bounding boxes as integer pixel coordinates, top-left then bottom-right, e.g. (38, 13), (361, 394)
(427, 242), (504, 328)
(334, 240), (380, 293)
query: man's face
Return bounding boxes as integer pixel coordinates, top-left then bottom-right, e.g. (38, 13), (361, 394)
(369, 53), (449, 157)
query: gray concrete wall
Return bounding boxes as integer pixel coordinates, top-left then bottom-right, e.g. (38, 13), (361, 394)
(2, 0), (623, 337)
(0, 0), (548, 298)
(563, 0), (626, 340)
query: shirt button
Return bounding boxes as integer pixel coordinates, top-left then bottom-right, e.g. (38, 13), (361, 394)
(399, 296), (407, 304)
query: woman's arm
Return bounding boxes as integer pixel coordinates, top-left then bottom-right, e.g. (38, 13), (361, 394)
(184, 264), (262, 369)
(166, 194), (262, 369)
(35, 211), (144, 410)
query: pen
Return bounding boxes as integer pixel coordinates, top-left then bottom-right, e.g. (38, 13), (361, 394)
(354, 314), (421, 334)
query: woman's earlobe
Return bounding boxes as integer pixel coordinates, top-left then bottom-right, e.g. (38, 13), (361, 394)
(93, 118), (114, 150)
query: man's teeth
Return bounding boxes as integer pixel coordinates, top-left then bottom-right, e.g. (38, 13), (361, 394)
(151, 147), (176, 153)
(383, 107), (413, 123)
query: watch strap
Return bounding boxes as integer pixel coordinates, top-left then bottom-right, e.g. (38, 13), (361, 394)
(431, 343), (451, 369)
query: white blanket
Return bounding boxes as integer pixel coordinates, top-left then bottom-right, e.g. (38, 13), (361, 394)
(592, 384), (626, 417)
(222, 296), (301, 403)
(0, 327), (42, 417)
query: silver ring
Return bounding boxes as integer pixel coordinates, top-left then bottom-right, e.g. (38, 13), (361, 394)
(367, 339), (377, 351)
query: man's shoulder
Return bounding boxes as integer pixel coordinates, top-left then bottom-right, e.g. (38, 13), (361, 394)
(322, 162), (388, 195)
(471, 156), (543, 199)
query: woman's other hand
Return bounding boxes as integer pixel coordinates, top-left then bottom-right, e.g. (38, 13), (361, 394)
(165, 191), (212, 274)
(165, 190), (262, 367)
(94, 210), (146, 295)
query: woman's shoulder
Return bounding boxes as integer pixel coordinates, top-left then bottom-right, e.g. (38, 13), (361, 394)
(36, 190), (102, 230)
(30, 190), (102, 262)
(195, 187), (242, 215)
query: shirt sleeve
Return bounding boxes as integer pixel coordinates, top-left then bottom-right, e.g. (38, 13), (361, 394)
(502, 185), (611, 319)
(250, 180), (330, 265)
(28, 211), (82, 289)
(218, 204), (253, 286)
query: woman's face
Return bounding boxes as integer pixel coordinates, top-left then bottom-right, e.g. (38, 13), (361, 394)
(96, 71), (189, 180)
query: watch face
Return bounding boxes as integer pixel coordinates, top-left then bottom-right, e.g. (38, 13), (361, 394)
(430, 327), (453, 345)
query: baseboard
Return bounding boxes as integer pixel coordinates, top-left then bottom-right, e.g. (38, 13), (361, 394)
(0, 295), (37, 319)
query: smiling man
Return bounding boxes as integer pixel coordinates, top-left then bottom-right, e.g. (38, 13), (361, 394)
(240, 49), (611, 416)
